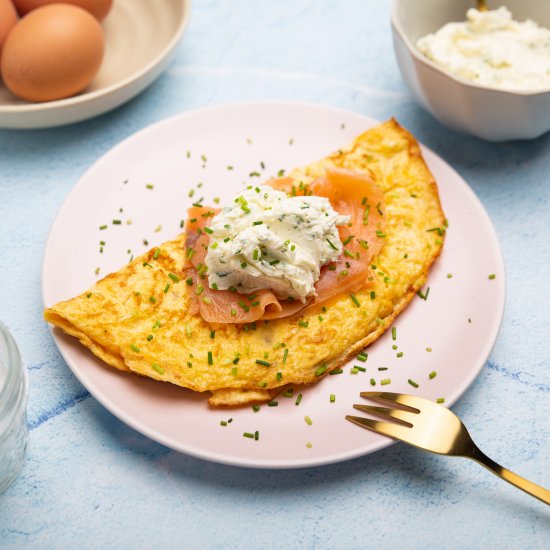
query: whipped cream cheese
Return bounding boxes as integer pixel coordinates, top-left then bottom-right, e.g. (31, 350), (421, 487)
(417, 7), (550, 91)
(204, 185), (349, 302)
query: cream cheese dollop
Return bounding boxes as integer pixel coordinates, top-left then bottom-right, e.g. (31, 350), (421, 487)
(204, 185), (350, 302)
(417, 7), (550, 91)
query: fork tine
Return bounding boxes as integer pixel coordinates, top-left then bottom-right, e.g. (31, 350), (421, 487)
(352, 404), (414, 427)
(359, 391), (421, 413)
(345, 415), (411, 440)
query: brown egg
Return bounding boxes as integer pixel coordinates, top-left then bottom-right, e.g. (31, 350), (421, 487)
(12, 0), (112, 21)
(1, 4), (104, 102)
(0, 0), (18, 57)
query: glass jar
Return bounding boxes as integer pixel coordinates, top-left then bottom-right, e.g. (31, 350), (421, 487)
(0, 321), (28, 493)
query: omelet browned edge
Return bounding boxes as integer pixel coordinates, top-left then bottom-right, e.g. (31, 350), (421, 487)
(45, 119), (446, 407)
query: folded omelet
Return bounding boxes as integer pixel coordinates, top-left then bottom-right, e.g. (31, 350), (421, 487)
(44, 119), (445, 406)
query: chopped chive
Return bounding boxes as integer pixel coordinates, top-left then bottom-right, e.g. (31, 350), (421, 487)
(210, 330), (215, 339)
(314, 364), (328, 376)
(99, 224), (107, 230)
(344, 249), (355, 259)
(231, 366), (238, 376)
(396, 352), (403, 358)
(350, 293), (361, 307)
(268, 401), (278, 407)
(256, 359), (271, 367)
(252, 405), (260, 412)
(392, 326), (397, 340)
(304, 415), (312, 426)
(257, 382), (267, 388)
(298, 320), (309, 328)
(207, 351), (213, 365)
(330, 394), (335, 403)
(112, 219), (122, 225)
(230, 309), (237, 316)
(326, 238), (338, 250)
(151, 363), (164, 374)
(357, 353), (368, 362)
(186, 248), (196, 259)
(370, 378), (376, 386)
(186, 277), (193, 286)
(436, 397), (445, 404)
(370, 291), (376, 300)
(408, 379), (419, 388)
(163, 283), (171, 293)
(220, 420), (228, 427)
(283, 348), (289, 364)
(283, 388), (294, 397)
(380, 378), (391, 385)
(243, 432), (254, 439)
(375, 230), (386, 238)
(363, 205), (370, 225)
(354, 365), (366, 372)
(488, 274), (496, 280)
(147, 335), (153, 342)
(149, 296), (156, 303)
(86, 293), (92, 298)
(343, 235), (354, 245)
(185, 324), (192, 337)
(276, 372), (283, 381)
(417, 287), (430, 300)
(254, 431), (259, 441)
(130, 344), (141, 353)
(429, 370), (437, 379)
(195, 285), (204, 295)
(350, 367), (359, 375)
(329, 368), (343, 375)
(295, 393), (302, 406)
(378, 367), (388, 371)
(168, 273), (179, 283)
(253, 221), (263, 226)
(203, 227), (213, 235)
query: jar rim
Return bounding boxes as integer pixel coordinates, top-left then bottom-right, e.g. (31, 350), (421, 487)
(0, 320), (25, 405)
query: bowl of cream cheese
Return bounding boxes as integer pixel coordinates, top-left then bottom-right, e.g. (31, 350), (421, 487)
(391, 0), (550, 141)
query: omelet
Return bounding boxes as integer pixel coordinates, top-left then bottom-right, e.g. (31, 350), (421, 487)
(44, 119), (446, 406)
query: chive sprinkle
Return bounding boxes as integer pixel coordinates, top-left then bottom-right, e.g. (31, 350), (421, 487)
(168, 273), (179, 283)
(314, 364), (328, 376)
(436, 397), (445, 404)
(408, 379), (419, 388)
(207, 351), (213, 365)
(151, 363), (164, 374)
(243, 432), (254, 439)
(295, 393), (303, 406)
(252, 405), (260, 412)
(304, 415), (312, 426)
(130, 344), (141, 353)
(417, 287), (430, 300)
(283, 388), (294, 397)
(99, 224), (107, 230)
(354, 365), (366, 372)
(329, 368), (343, 375)
(163, 283), (171, 293)
(326, 238), (338, 250)
(268, 401), (278, 407)
(330, 394), (336, 403)
(370, 378), (376, 386)
(350, 293), (361, 307)
(255, 359), (271, 367)
(283, 348), (289, 364)
(488, 274), (496, 280)
(298, 320), (309, 328)
(392, 326), (397, 340)
(357, 353), (368, 362)
(380, 378), (391, 385)
(429, 370), (437, 379)
(396, 352), (403, 358)
(255, 431), (259, 441)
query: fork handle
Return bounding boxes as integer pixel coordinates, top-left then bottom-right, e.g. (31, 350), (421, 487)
(468, 445), (550, 506)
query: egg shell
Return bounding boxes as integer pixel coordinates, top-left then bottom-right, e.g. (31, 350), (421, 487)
(0, 0), (18, 57)
(12, 0), (112, 21)
(1, 4), (105, 102)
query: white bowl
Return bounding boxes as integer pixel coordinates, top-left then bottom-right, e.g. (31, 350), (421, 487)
(391, 0), (550, 141)
(0, 0), (191, 129)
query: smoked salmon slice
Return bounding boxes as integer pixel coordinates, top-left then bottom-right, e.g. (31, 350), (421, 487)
(185, 169), (386, 323)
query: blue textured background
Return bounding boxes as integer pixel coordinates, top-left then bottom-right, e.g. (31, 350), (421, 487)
(1, 1), (549, 547)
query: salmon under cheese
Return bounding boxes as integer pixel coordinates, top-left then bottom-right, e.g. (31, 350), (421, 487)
(185, 168), (386, 323)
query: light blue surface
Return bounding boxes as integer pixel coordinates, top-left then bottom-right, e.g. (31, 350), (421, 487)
(1, 1), (549, 547)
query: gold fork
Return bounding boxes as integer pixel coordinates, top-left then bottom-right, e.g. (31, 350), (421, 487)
(346, 392), (550, 506)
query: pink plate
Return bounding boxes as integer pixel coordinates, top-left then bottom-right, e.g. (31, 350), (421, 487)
(42, 101), (505, 468)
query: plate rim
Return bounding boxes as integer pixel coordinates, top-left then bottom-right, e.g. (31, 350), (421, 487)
(41, 100), (506, 468)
